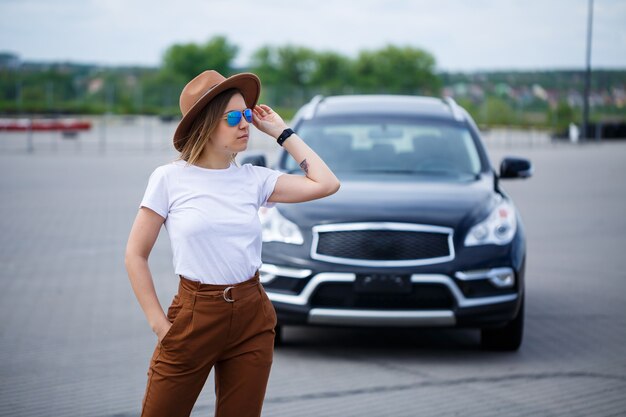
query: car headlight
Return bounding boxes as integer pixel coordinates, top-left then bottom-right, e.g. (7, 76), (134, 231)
(259, 207), (304, 245)
(464, 195), (517, 246)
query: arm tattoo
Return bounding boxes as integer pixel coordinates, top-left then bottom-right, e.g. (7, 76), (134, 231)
(299, 158), (309, 174)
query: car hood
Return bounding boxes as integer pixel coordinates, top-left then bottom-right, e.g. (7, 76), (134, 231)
(275, 173), (497, 229)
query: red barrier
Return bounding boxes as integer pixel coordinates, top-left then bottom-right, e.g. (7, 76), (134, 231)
(0, 119), (92, 132)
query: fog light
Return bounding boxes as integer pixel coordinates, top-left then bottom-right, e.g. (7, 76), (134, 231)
(488, 271), (515, 288)
(259, 264), (312, 284)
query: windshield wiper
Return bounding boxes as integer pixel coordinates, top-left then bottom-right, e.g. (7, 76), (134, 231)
(288, 168), (480, 179)
(351, 168), (467, 174)
(350, 169), (480, 179)
(351, 169), (415, 174)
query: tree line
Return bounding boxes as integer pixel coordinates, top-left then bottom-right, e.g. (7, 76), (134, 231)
(160, 36), (442, 106)
(0, 36), (439, 116)
(0, 36), (623, 133)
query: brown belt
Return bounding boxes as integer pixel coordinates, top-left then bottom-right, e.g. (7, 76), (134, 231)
(178, 270), (261, 303)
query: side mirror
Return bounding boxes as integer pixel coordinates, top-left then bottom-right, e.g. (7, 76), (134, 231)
(241, 153), (267, 167)
(499, 157), (533, 179)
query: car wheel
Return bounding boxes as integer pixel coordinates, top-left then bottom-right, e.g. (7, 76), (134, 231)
(480, 296), (524, 351)
(274, 324), (284, 347)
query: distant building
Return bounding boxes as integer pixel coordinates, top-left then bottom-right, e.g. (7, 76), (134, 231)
(88, 78), (104, 94)
(532, 84), (548, 101)
(0, 52), (21, 70)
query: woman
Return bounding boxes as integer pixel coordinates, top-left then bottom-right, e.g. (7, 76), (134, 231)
(125, 70), (340, 417)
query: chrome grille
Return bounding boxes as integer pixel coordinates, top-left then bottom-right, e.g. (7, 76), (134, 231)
(311, 222), (454, 267)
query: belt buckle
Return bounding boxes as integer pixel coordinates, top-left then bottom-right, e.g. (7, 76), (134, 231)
(223, 286), (235, 303)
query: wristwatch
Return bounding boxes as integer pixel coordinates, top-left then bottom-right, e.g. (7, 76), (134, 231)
(277, 128), (295, 146)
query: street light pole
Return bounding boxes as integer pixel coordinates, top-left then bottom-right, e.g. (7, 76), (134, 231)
(582, 0), (594, 141)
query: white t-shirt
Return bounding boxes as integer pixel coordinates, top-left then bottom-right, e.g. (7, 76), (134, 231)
(139, 159), (284, 285)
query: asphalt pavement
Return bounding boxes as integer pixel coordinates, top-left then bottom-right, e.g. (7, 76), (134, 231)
(0, 121), (624, 417)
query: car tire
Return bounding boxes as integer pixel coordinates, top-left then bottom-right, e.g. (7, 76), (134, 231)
(480, 296), (524, 351)
(274, 324), (284, 347)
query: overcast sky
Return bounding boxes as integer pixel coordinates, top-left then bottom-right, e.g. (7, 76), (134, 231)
(1, 0), (625, 71)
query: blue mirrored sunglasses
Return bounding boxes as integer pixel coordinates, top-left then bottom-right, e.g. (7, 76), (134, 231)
(224, 108), (253, 126)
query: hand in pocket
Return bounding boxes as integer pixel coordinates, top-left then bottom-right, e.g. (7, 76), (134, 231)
(155, 320), (173, 343)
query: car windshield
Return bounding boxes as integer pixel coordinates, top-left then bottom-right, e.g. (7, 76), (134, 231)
(285, 117), (483, 179)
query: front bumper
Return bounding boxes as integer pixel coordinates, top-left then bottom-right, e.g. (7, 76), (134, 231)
(261, 263), (523, 328)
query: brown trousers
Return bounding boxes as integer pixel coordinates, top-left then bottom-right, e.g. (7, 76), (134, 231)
(141, 270), (276, 417)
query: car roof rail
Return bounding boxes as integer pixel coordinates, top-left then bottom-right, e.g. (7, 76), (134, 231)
(442, 96), (465, 121)
(302, 94), (325, 120)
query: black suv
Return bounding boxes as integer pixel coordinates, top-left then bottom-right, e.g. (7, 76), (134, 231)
(244, 95), (532, 350)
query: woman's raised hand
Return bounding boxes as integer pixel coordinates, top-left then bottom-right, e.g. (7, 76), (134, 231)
(252, 104), (289, 139)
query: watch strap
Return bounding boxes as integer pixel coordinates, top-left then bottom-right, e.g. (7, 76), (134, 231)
(277, 128), (295, 146)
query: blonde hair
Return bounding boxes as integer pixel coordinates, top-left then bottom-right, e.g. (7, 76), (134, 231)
(175, 88), (243, 167)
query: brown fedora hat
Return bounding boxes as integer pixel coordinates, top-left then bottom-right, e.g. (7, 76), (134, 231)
(173, 70), (261, 152)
